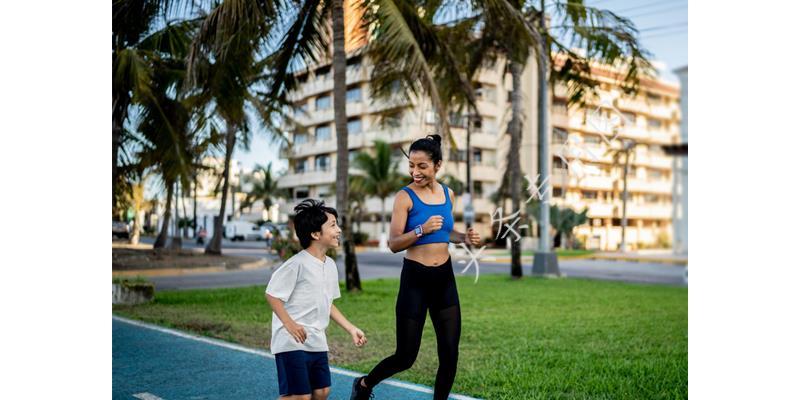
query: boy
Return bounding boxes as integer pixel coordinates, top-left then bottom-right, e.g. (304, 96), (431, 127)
(265, 199), (367, 400)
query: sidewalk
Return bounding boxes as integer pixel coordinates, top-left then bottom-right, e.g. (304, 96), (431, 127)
(113, 316), (480, 400)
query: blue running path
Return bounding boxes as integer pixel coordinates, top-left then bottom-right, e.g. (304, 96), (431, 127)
(113, 316), (479, 400)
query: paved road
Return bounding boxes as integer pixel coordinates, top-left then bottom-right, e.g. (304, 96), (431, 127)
(149, 249), (687, 291)
(113, 317), (478, 400)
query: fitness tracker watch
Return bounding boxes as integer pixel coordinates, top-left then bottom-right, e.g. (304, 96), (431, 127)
(414, 224), (424, 238)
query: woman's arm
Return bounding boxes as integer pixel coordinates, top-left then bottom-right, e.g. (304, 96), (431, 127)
(388, 191), (419, 253)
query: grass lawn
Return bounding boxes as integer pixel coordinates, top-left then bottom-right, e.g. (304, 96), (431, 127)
(113, 276), (687, 399)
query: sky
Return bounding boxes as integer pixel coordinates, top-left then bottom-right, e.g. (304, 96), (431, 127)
(234, 0), (688, 173)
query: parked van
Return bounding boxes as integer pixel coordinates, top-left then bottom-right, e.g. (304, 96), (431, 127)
(224, 220), (262, 241)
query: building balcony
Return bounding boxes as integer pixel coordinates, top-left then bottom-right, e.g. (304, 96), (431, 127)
(277, 168), (336, 188)
(626, 178), (673, 194)
(624, 203), (672, 219)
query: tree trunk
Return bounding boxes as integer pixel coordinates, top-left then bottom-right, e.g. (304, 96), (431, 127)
(181, 180), (189, 238)
(193, 173), (198, 237)
(508, 61), (524, 278)
(620, 149), (630, 252)
(536, 2), (552, 254)
(206, 121), (236, 255)
(154, 180), (173, 249)
(332, 0), (361, 292)
(380, 198), (386, 237)
(112, 94), (128, 216)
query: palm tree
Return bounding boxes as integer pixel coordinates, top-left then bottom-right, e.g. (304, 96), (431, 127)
(607, 139), (636, 252)
(353, 140), (407, 249)
(187, 0), (284, 255)
(240, 162), (287, 217)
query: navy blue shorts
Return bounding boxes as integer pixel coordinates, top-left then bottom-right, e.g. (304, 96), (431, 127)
(274, 350), (331, 396)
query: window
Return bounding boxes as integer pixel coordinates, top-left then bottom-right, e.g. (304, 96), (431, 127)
(647, 118), (663, 130)
(296, 187), (310, 199)
(295, 100), (309, 113)
(621, 111), (636, 125)
(318, 187), (330, 199)
(582, 190), (598, 199)
(295, 132), (309, 145)
(583, 134), (601, 145)
(473, 149), (482, 164)
(449, 149), (467, 162)
(294, 159), (307, 173)
(644, 193), (659, 203)
(471, 117), (483, 132)
(315, 94), (331, 110)
(553, 128), (568, 144)
(385, 111), (403, 128)
(553, 187), (563, 197)
(473, 181), (484, 197)
(553, 157), (568, 170)
(475, 83), (497, 102)
(346, 86), (362, 103)
(315, 155), (330, 171)
(315, 66), (330, 81)
(553, 99), (568, 115)
(348, 149), (357, 163)
(347, 117), (362, 134)
(507, 90), (513, 103)
(647, 92), (661, 103)
(315, 125), (331, 141)
(425, 110), (438, 125)
(648, 168), (665, 180)
(449, 112), (466, 128)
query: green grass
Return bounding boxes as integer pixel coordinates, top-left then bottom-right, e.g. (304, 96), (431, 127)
(113, 276), (687, 399)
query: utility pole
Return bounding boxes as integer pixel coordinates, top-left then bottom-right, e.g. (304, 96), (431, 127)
(533, 1), (560, 276)
(464, 112), (474, 232)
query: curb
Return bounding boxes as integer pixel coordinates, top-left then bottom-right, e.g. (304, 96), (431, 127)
(112, 258), (270, 278)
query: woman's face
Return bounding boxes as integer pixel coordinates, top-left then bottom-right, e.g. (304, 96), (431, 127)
(408, 150), (440, 186)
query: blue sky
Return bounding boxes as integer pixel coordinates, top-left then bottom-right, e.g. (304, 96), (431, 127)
(235, 0), (688, 173)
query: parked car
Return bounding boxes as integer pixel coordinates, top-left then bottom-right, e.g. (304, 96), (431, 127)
(264, 222), (290, 239)
(112, 221), (130, 239)
(224, 220), (263, 241)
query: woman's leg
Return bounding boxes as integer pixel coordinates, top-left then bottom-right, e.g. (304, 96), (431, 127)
(363, 259), (428, 387)
(430, 304), (461, 400)
(363, 313), (425, 387)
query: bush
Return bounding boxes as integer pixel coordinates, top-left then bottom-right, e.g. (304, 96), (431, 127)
(353, 231), (369, 246)
(271, 236), (338, 261)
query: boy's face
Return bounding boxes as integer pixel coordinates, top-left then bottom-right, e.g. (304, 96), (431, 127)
(312, 212), (342, 249)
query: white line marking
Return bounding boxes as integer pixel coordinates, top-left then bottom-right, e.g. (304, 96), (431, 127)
(133, 393), (165, 400)
(114, 316), (481, 400)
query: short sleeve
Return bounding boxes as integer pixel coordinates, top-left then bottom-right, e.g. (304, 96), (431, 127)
(265, 260), (300, 302)
(329, 259), (341, 300)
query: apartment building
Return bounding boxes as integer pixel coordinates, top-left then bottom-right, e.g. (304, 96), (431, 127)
(276, 52), (681, 251)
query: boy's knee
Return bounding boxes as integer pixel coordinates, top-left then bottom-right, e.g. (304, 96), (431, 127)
(280, 395), (312, 400)
(311, 387), (330, 400)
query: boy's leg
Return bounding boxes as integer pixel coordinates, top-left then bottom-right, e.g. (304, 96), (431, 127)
(310, 387), (330, 400)
(307, 352), (332, 400)
(275, 351), (313, 399)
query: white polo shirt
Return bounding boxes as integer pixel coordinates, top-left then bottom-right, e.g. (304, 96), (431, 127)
(265, 249), (341, 354)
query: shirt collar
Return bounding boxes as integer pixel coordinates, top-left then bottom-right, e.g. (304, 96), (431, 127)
(301, 249), (326, 266)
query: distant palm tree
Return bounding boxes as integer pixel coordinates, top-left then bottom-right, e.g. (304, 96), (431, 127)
(607, 139), (637, 252)
(353, 140), (407, 248)
(240, 163), (287, 217)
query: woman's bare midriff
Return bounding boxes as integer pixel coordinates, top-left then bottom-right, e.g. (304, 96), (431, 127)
(405, 242), (450, 267)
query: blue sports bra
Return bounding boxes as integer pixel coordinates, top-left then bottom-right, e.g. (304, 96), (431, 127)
(402, 183), (454, 246)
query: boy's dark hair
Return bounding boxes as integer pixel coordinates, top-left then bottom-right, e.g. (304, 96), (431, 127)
(293, 199), (338, 249)
(408, 134), (442, 164)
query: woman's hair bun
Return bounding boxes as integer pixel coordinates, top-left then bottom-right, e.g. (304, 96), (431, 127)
(427, 134), (442, 146)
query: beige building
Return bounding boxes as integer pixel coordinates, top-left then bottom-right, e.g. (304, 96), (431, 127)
(276, 51), (681, 251)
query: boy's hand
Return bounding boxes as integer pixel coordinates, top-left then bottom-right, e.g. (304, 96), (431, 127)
(349, 327), (367, 347)
(286, 321), (307, 344)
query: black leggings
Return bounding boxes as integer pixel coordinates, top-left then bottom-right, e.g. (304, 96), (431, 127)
(364, 257), (461, 400)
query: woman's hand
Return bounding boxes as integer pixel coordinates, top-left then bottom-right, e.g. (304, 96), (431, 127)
(466, 227), (481, 246)
(349, 326), (367, 347)
(285, 321), (307, 344)
(422, 215), (444, 234)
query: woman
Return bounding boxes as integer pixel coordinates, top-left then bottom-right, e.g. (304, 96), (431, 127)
(350, 135), (481, 400)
